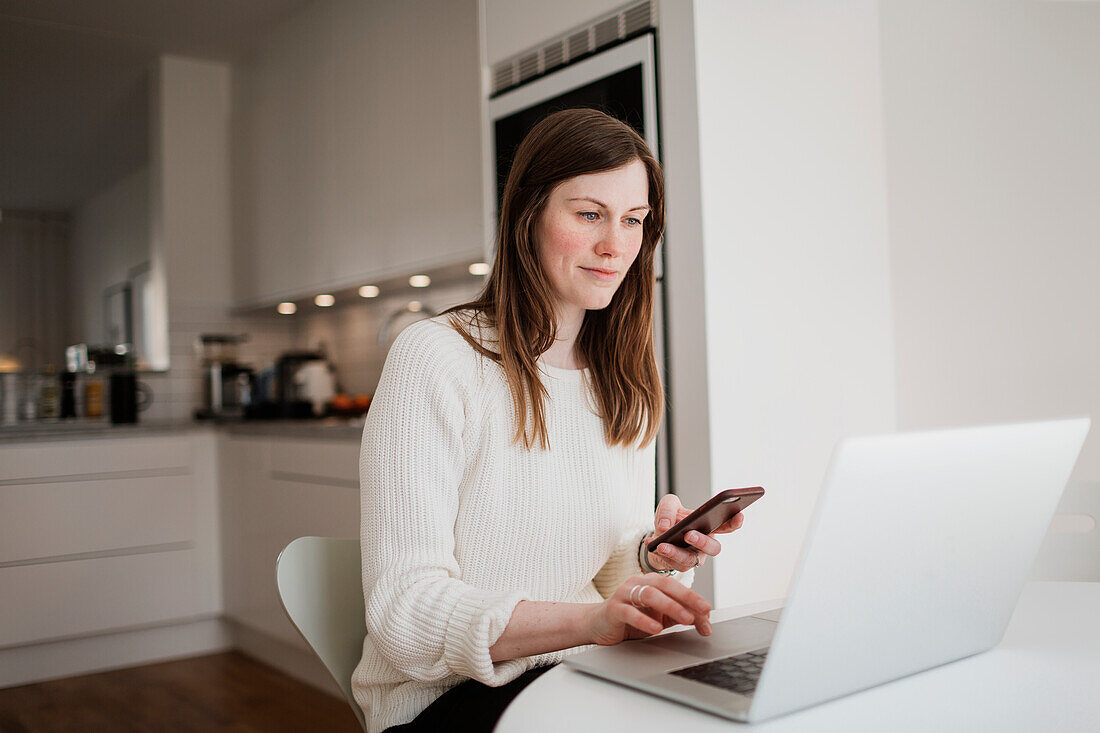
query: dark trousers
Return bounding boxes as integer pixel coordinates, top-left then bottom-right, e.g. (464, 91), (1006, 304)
(382, 664), (557, 733)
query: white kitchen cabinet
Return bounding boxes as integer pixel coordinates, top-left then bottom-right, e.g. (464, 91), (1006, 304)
(219, 435), (360, 649)
(1, 551), (201, 648)
(0, 432), (221, 650)
(232, 0), (485, 308)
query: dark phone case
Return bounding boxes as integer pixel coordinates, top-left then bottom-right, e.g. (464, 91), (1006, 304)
(646, 487), (765, 552)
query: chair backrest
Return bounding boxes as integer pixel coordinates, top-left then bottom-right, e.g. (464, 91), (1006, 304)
(276, 536), (367, 731)
(1030, 480), (1100, 582)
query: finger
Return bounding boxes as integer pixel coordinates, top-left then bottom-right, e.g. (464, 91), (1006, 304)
(713, 511), (746, 534)
(683, 530), (722, 557)
(651, 576), (712, 617)
(641, 607), (677, 632)
(643, 582), (712, 636)
(655, 542), (706, 571)
(619, 603), (664, 635)
(654, 494), (683, 533)
(636, 585), (699, 628)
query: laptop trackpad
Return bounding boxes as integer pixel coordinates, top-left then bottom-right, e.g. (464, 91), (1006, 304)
(643, 616), (776, 660)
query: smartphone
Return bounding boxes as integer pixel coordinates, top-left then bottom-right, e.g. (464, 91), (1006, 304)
(646, 487), (765, 553)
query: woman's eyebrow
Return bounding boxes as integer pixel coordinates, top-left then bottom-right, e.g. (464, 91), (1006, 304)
(567, 196), (650, 212)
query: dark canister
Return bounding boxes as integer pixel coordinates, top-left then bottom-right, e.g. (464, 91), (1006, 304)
(109, 371), (152, 424)
(59, 371), (77, 418)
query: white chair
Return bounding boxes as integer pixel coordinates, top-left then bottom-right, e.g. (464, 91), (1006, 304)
(1030, 480), (1100, 582)
(276, 536), (368, 731)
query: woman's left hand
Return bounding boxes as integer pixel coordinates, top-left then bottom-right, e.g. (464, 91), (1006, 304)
(644, 494), (745, 573)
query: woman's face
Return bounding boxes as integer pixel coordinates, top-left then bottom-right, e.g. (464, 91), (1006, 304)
(533, 158), (649, 324)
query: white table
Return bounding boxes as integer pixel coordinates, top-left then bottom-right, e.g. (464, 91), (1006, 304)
(498, 582), (1100, 732)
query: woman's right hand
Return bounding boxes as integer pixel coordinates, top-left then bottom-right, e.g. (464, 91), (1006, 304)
(585, 574), (713, 646)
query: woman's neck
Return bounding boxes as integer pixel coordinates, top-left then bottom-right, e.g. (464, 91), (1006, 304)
(540, 306), (585, 370)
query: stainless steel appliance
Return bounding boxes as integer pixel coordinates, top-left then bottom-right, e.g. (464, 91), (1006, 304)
(195, 334), (253, 419)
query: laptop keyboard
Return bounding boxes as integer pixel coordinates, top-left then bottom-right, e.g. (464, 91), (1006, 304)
(669, 647), (770, 696)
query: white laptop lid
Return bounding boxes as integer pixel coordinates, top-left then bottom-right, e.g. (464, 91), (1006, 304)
(749, 417), (1091, 722)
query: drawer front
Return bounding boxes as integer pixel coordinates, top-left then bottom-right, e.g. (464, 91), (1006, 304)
(0, 549), (199, 647)
(268, 439), (360, 487)
(0, 436), (192, 483)
(0, 474), (196, 564)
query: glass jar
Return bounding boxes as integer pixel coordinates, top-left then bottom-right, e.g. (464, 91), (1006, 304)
(20, 373), (39, 421)
(39, 365), (60, 420)
(84, 367), (105, 419)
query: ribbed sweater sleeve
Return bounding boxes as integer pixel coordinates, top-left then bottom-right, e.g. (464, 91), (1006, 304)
(590, 439), (695, 596)
(359, 321), (529, 686)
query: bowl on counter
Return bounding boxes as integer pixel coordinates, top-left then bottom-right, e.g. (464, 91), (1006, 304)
(326, 393), (372, 418)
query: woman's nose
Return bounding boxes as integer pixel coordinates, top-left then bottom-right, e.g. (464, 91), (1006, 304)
(595, 226), (630, 258)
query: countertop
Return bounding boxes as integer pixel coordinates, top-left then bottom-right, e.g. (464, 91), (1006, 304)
(0, 417), (366, 443)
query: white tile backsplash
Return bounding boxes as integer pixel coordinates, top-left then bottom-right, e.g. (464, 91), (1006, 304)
(296, 279), (483, 396)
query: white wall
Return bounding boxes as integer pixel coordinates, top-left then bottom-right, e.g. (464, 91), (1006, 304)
(152, 57), (234, 313)
(693, 0), (897, 607)
(144, 56), (299, 421)
(881, 1), (1100, 481)
(70, 168), (150, 348)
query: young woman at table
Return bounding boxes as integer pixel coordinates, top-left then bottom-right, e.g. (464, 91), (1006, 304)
(352, 108), (745, 733)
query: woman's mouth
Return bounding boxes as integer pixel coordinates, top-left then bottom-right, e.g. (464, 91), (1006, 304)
(582, 267), (617, 282)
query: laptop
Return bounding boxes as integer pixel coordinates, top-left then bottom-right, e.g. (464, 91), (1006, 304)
(564, 418), (1091, 723)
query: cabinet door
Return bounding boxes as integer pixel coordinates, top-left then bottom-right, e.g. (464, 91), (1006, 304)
(219, 436), (271, 627)
(233, 0), (485, 307)
(220, 435), (360, 648)
(0, 433), (218, 646)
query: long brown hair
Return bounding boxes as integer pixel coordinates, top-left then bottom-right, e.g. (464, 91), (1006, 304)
(445, 107), (665, 450)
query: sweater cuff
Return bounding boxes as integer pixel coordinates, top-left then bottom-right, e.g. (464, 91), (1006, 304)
(443, 586), (529, 685)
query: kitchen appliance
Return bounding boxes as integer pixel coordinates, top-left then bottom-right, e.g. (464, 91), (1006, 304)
(294, 360), (337, 416)
(487, 21), (670, 494)
(249, 350), (331, 419)
(195, 334), (254, 419)
(59, 371), (77, 419)
(109, 370), (152, 424)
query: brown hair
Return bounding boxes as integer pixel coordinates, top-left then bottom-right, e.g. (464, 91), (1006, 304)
(445, 107), (665, 450)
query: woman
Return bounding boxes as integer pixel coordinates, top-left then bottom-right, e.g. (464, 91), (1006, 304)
(352, 108), (744, 732)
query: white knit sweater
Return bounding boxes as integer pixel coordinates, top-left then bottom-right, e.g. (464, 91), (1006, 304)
(351, 312), (692, 732)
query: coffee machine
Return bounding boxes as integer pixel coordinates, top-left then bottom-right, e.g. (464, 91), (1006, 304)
(195, 334), (254, 419)
(274, 350), (330, 418)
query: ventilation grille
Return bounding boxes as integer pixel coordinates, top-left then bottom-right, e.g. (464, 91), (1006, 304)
(567, 30), (590, 61)
(490, 1), (654, 96)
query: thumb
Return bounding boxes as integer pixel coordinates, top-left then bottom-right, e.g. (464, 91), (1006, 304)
(654, 494), (683, 533)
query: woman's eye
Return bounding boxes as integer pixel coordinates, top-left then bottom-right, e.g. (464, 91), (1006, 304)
(625, 217), (642, 227)
(580, 212), (599, 222)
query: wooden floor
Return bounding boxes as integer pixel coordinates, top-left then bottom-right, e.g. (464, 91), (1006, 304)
(0, 651), (363, 732)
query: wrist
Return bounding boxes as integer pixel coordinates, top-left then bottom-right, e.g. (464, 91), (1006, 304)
(581, 601), (602, 645)
(638, 535), (676, 575)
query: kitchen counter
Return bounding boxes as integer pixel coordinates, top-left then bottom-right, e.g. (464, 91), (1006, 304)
(0, 417), (365, 443)
(221, 417), (365, 441)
